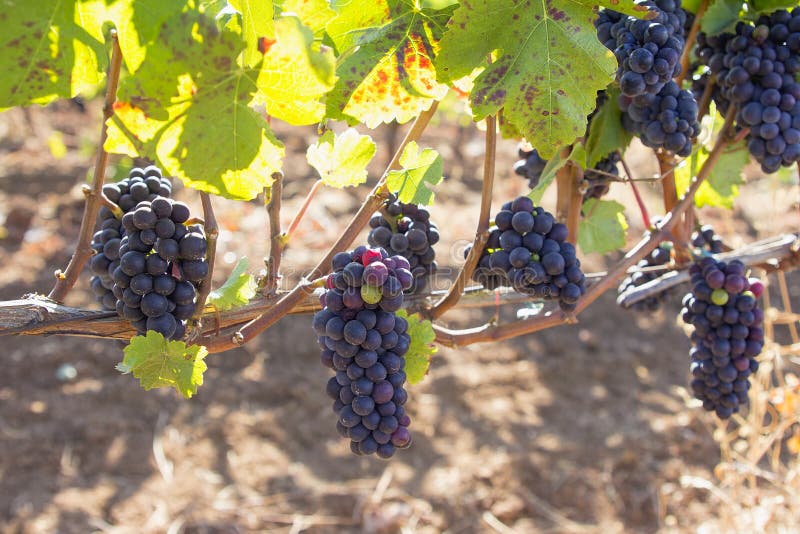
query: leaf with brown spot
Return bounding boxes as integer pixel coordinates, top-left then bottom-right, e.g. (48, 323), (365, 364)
(325, 0), (453, 127)
(0, 0), (108, 108)
(435, 0), (647, 158)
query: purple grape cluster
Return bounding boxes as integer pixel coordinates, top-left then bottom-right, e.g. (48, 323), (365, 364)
(90, 166), (173, 310)
(619, 80), (700, 155)
(681, 258), (765, 418)
(595, 0), (688, 97)
(513, 147), (547, 189)
(583, 152), (621, 201)
(706, 9), (800, 173)
(691, 224), (724, 254)
(312, 246), (414, 458)
(467, 197), (586, 311)
(112, 196), (208, 340)
(367, 196), (439, 293)
(693, 32), (733, 114)
(617, 242), (673, 311)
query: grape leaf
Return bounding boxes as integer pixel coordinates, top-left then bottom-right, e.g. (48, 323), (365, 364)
(0, 0), (108, 108)
(274, 0), (336, 38)
(207, 256), (257, 311)
(578, 199), (628, 255)
(675, 140), (748, 209)
(584, 87), (632, 168)
(307, 129), (377, 188)
(701, 0), (742, 35)
(252, 16), (337, 125)
(106, 73), (284, 200)
(229, 0), (275, 67)
(397, 310), (436, 385)
(434, 1), (650, 159)
(110, 0), (189, 74)
(751, 0), (799, 16)
(680, 0), (704, 12)
(325, 0), (451, 127)
(117, 331), (208, 398)
(104, 6), (286, 200)
(386, 141), (443, 206)
(528, 147), (569, 204)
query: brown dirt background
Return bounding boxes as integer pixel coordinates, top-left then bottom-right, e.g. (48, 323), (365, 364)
(0, 98), (798, 533)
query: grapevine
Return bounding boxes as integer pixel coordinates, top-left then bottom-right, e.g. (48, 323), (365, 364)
(1, 1), (799, 472)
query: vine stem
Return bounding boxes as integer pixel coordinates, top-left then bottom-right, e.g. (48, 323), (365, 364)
(192, 192), (218, 323)
(202, 101), (440, 353)
(619, 154), (651, 228)
(658, 149), (689, 262)
(48, 30), (122, 303)
(284, 178), (323, 241)
(433, 108), (739, 347)
(5, 233), (798, 341)
(566, 162), (583, 244)
(676, 0), (708, 86)
(264, 171), (284, 294)
(429, 114), (496, 319)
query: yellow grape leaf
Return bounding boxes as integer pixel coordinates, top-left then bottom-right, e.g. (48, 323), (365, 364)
(253, 16), (336, 125)
(307, 128), (377, 188)
(117, 331), (208, 399)
(386, 141), (443, 206)
(230, 0), (276, 67)
(325, 0), (451, 127)
(787, 431), (800, 455)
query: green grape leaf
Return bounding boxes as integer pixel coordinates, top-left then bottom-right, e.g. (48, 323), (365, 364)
(117, 331), (208, 398)
(110, 0), (188, 74)
(325, 0), (451, 127)
(386, 141), (443, 206)
(397, 310), (436, 385)
(680, 0), (704, 13)
(528, 147), (569, 204)
(105, 6), (285, 200)
(274, 0), (336, 38)
(207, 256), (257, 311)
(750, 0), (799, 16)
(675, 140), (748, 209)
(701, 0), (742, 35)
(307, 129), (377, 188)
(253, 16), (336, 125)
(578, 199), (628, 255)
(0, 0), (108, 108)
(106, 73), (284, 200)
(435, 1), (649, 158)
(584, 87), (632, 168)
(229, 0), (275, 67)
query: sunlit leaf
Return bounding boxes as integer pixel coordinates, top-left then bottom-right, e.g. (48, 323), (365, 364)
(386, 141), (443, 206)
(117, 331), (208, 398)
(397, 310), (436, 385)
(307, 129), (377, 188)
(207, 256), (257, 311)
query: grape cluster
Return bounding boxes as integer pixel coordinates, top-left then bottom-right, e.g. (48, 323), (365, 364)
(693, 32), (733, 114)
(113, 197), (208, 340)
(595, 0), (688, 97)
(90, 166), (173, 310)
(312, 246), (413, 458)
(619, 80), (700, 155)
(367, 196), (439, 293)
(583, 152), (621, 201)
(467, 197), (586, 311)
(706, 9), (800, 173)
(513, 147), (547, 189)
(681, 258), (764, 418)
(89, 165), (208, 341)
(691, 224), (724, 254)
(617, 242), (673, 311)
